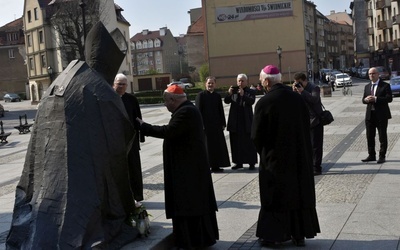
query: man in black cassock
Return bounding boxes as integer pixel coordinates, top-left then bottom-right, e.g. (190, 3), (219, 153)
(113, 73), (145, 202)
(195, 76), (230, 173)
(252, 65), (320, 247)
(6, 22), (138, 250)
(224, 73), (258, 170)
(137, 85), (219, 249)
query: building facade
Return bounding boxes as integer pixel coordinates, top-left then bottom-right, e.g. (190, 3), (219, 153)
(351, 0), (370, 69)
(363, 0), (400, 75)
(130, 28), (181, 84)
(0, 18), (28, 100)
(23, 0), (132, 104)
(202, 0), (336, 85)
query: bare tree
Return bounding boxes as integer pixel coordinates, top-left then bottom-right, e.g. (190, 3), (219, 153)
(48, 0), (108, 62)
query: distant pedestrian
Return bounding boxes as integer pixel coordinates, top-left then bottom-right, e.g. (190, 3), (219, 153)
(252, 65), (320, 247)
(224, 73), (258, 170)
(361, 67), (392, 164)
(195, 76), (230, 173)
(137, 85), (219, 249)
(113, 73), (145, 202)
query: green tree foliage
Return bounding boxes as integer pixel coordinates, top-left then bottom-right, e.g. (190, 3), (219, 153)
(199, 63), (209, 83)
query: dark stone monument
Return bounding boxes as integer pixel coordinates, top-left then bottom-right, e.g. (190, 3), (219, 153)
(6, 22), (138, 249)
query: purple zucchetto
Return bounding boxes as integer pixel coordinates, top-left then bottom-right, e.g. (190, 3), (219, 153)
(262, 65), (280, 74)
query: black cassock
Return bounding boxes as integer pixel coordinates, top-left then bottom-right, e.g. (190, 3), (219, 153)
(6, 22), (138, 249)
(224, 87), (257, 165)
(251, 84), (320, 242)
(121, 92), (145, 201)
(195, 90), (230, 168)
(140, 100), (219, 249)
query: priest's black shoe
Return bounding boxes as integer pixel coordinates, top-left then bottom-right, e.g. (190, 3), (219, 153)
(211, 167), (224, 173)
(361, 156), (376, 162)
(377, 157), (386, 164)
(231, 164), (243, 170)
(291, 237), (305, 247)
(314, 170), (322, 176)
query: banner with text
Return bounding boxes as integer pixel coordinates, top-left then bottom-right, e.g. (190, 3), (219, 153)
(215, 1), (293, 23)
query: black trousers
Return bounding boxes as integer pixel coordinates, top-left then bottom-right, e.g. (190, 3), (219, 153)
(366, 111), (388, 158)
(310, 124), (323, 171)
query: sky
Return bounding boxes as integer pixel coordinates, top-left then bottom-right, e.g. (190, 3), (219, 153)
(0, 0), (352, 36)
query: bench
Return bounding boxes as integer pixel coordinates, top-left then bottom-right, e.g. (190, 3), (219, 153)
(14, 114), (33, 134)
(0, 120), (11, 143)
(14, 124), (33, 134)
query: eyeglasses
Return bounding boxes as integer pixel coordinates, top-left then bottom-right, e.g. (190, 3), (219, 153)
(369, 73), (377, 75)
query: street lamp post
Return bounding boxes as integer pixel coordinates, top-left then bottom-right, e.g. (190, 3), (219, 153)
(308, 53), (314, 84)
(276, 46), (282, 73)
(47, 66), (53, 83)
(79, 1), (87, 44)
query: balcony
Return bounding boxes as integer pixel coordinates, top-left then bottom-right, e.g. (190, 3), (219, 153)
(376, 0), (391, 9)
(377, 20), (392, 29)
(366, 9), (373, 17)
(368, 27), (374, 35)
(378, 41), (387, 50)
(396, 39), (400, 48)
(387, 42), (394, 50)
(369, 46), (376, 52)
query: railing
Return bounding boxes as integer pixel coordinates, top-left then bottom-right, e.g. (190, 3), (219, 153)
(368, 27), (374, 35)
(376, 0), (391, 9)
(378, 42), (387, 50)
(377, 20), (392, 29)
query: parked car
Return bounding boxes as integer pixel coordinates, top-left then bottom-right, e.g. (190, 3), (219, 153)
(0, 104), (4, 117)
(179, 77), (195, 87)
(360, 67), (370, 78)
(3, 93), (21, 102)
(326, 70), (341, 82)
(334, 73), (352, 87)
(375, 66), (390, 80)
(390, 76), (400, 97)
(167, 81), (193, 89)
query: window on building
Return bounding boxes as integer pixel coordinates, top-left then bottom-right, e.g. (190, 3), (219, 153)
(157, 68), (162, 73)
(39, 30), (44, 43)
(131, 42), (135, 50)
(29, 58), (34, 70)
(148, 52), (153, 57)
(27, 34), (32, 46)
(8, 49), (15, 58)
(27, 10), (32, 23)
(156, 59), (161, 64)
(148, 39), (153, 48)
(7, 33), (18, 42)
(34, 8), (38, 20)
(155, 39), (161, 47)
(41, 54), (46, 67)
(137, 41), (142, 49)
(143, 41), (148, 48)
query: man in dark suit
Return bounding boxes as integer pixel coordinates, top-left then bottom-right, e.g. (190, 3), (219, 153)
(362, 67), (393, 164)
(113, 73), (145, 202)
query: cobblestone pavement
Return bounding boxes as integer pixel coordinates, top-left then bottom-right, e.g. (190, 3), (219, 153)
(2, 86), (400, 249)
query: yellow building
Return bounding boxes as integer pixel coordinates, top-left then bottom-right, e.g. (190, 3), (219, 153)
(202, 0), (312, 85)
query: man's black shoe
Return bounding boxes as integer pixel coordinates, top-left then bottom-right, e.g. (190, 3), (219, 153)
(211, 167), (224, 173)
(377, 157), (386, 164)
(313, 170), (322, 176)
(249, 164), (255, 170)
(231, 164), (243, 170)
(361, 156), (376, 162)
